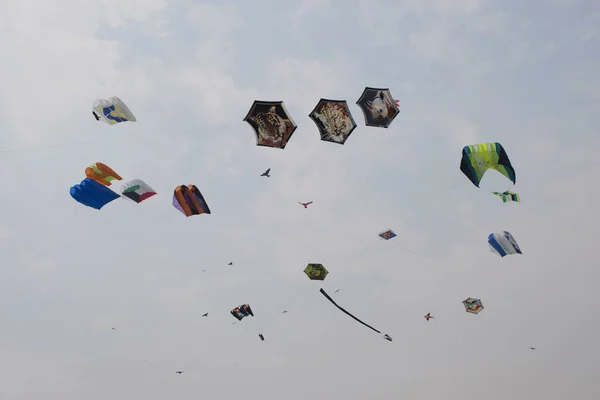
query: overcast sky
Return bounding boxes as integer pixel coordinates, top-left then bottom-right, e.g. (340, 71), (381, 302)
(0, 0), (599, 399)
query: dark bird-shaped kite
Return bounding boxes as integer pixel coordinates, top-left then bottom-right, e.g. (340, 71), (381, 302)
(424, 313), (434, 321)
(529, 347), (536, 350)
(282, 310), (287, 314)
(261, 168), (271, 177)
(202, 313), (208, 317)
(334, 289), (340, 294)
(298, 201), (313, 208)
(111, 327), (116, 330)
(175, 371), (184, 374)
(228, 262), (233, 266)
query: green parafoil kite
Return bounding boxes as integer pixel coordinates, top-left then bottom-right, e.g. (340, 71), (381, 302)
(460, 142), (516, 187)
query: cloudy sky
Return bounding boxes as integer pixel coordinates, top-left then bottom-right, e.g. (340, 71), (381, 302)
(0, 0), (599, 399)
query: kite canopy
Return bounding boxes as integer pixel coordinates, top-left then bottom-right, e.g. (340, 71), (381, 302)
(231, 304), (254, 321)
(172, 185), (211, 217)
(121, 179), (157, 203)
(92, 96), (136, 125)
(356, 87), (399, 128)
(308, 99), (357, 145)
(492, 190), (520, 203)
(85, 162), (122, 186)
(378, 229), (397, 240)
(304, 263), (328, 281)
(70, 178), (120, 210)
(243, 101), (297, 149)
(488, 231), (522, 257)
(460, 142), (516, 187)
(462, 297), (484, 314)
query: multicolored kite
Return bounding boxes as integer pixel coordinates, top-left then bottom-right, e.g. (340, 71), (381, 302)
(92, 96), (136, 125)
(488, 231), (522, 257)
(308, 99), (357, 145)
(243, 101), (297, 149)
(231, 304), (254, 321)
(356, 87), (399, 128)
(462, 298), (484, 314)
(378, 229), (397, 240)
(85, 162), (122, 186)
(121, 179), (157, 203)
(172, 185), (211, 217)
(492, 190), (520, 203)
(460, 142), (516, 187)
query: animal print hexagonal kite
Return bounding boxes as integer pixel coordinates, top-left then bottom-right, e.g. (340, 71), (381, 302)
(309, 99), (357, 145)
(243, 100), (297, 149)
(356, 87), (400, 128)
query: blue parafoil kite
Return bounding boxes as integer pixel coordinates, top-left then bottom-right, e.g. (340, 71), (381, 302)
(488, 231), (522, 257)
(70, 178), (120, 210)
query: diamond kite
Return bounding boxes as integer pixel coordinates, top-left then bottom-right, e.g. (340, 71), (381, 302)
(488, 231), (522, 257)
(304, 264), (328, 281)
(492, 190), (520, 203)
(243, 101), (297, 149)
(85, 162), (122, 186)
(70, 178), (120, 210)
(92, 96), (136, 125)
(121, 179), (157, 204)
(173, 185), (211, 217)
(356, 87), (399, 128)
(308, 99), (357, 145)
(378, 229), (397, 240)
(460, 143), (516, 188)
(231, 304), (254, 321)
(462, 298), (484, 314)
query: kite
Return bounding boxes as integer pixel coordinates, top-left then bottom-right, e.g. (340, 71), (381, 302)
(172, 185), (211, 217)
(261, 168), (271, 177)
(424, 313), (434, 321)
(298, 201), (312, 208)
(258, 333), (265, 341)
(320, 288), (389, 339)
(378, 229), (397, 240)
(308, 99), (357, 145)
(121, 179), (157, 203)
(85, 162), (122, 186)
(492, 190), (520, 203)
(384, 334), (393, 342)
(460, 142), (516, 187)
(462, 297), (484, 314)
(231, 304), (254, 321)
(92, 96), (136, 125)
(304, 264), (328, 281)
(356, 87), (399, 128)
(488, 231), (522, 257)
(70, 178), (120, 210)
(243, 101), (297, 149)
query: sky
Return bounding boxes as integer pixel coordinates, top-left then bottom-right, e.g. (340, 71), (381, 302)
(0, 0), (599, 399)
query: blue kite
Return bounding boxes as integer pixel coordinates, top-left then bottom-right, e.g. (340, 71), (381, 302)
(70, 178), (120, 210)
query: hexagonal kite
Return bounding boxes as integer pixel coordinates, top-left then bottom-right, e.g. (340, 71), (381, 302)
(308, 99), (357, 145)
(304, 263), (328, 281)
(462, 297), (484, 314)
(356, 87), (399, 128)
(243, 100), (297, 149)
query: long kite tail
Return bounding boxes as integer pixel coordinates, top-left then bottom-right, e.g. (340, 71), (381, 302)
(319, 288), (381, 334)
